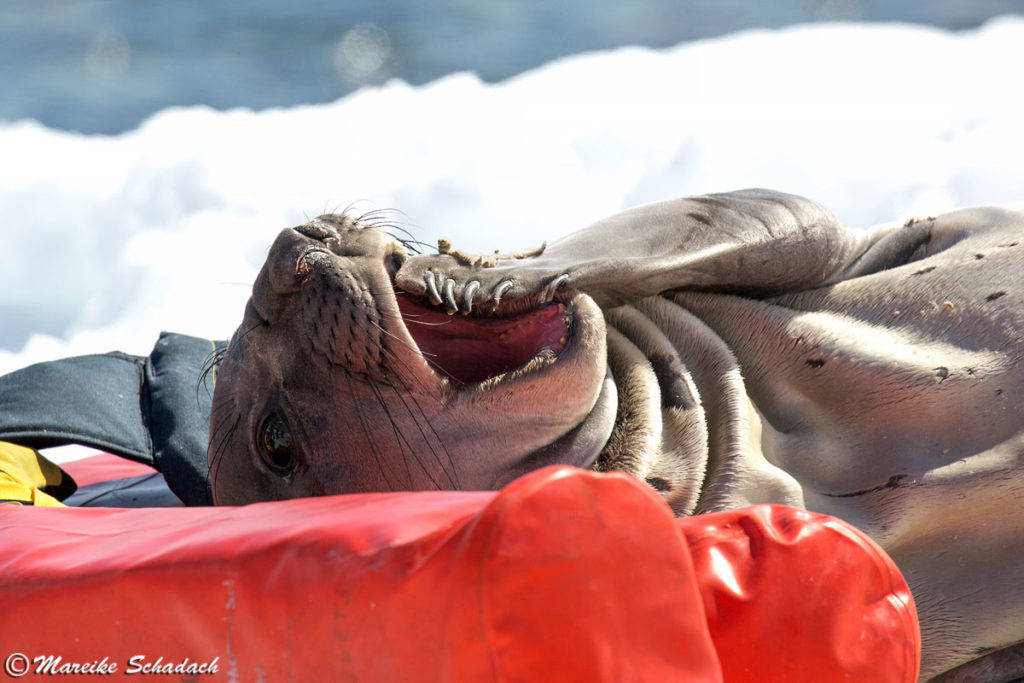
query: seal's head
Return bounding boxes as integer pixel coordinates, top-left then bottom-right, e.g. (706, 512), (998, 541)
(209, 214), (609, 504)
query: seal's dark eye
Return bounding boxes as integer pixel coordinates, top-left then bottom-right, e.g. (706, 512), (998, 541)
(385, 249), (406, 278)
(259, 413), (294, 474)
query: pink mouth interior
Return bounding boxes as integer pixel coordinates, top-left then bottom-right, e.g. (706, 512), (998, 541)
(395, 295), (569, 384)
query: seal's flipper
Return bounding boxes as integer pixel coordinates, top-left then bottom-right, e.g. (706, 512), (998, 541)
(0, 333), (223, 506)
(395, 189), (869, 312)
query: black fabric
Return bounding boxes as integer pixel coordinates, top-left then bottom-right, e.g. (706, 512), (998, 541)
(0, 332), (224, 506)
(145, 333), (221, 505)
(0, 351), (152, 462)
(64, 472), (184, 508)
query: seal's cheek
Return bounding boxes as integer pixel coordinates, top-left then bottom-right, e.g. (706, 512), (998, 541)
(209, 429), (281, 506)
(209, 417), (306, 505)
(208, 347), (305, 504)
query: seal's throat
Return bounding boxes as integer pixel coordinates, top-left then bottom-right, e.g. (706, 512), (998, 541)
(394, 295), (569, 384)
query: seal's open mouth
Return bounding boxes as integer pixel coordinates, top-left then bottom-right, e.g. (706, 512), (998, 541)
(395, 295), (570, 384)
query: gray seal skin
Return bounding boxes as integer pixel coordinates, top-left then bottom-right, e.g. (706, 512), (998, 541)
(210, 189), (1024, 680)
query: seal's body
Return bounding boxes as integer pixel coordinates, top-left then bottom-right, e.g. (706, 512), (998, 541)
(210, 190), (1024, 679)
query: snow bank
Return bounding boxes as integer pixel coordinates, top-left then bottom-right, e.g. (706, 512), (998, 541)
(2, 17), (1023, 374)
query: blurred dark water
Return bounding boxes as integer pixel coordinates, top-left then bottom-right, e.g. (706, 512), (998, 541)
(2, 0), (1022, 134)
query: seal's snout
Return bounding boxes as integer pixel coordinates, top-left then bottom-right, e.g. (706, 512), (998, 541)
(260, 227), (327, 297)
(243, 217), (406, 379)
(262, 214), (396, 297)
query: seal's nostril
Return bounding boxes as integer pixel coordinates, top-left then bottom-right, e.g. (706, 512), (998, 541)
(296, 248), (331, 279)
(295, 223), (335, 242)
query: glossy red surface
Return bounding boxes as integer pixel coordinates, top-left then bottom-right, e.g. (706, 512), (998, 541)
(0, 465), (918, 681)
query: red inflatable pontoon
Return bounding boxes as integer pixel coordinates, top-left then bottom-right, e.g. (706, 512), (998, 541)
(0, 464), (919, 681)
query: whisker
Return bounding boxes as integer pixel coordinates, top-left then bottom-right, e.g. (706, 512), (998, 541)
(380, 363), (460, 488)
(352, 208), (428, 254)
(392, 384), (456, 488)
(371, 309), (465, 374)
(379, 307), (452, 330)
(366, 314), (440, 362)
(366, 379), (427, 488)
(207, 407), (240, 491)
(392, 235), (432, 254)
(197, 343), (228, 401)
(374, 322), (465, 385)
(341, 366), (398, 488)
(357, 207), (399, 221)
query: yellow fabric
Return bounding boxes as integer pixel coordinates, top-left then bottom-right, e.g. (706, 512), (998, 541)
(0, 441), (68, 507)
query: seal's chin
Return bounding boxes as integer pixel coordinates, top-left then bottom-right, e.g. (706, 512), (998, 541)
(394, 294), (570, 384)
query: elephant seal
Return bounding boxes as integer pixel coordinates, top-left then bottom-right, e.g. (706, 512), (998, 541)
(210, 189), (1024, 680)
